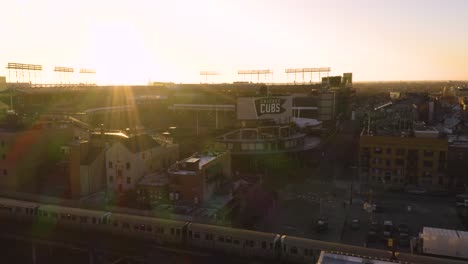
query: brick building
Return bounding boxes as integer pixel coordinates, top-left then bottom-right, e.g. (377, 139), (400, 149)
(168, 152), (231, 204)
(359, 129), (448, 190)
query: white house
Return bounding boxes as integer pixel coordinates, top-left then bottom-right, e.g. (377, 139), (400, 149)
(106, 134), (178, 193)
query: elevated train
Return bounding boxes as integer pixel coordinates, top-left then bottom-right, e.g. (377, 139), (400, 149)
(0, 197), (464, 264)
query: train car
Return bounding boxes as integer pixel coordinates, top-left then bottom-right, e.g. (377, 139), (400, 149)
(280, 236), (323, 263)
(109, 212), (188, 246)
(187, 223), (280, 260)
(0, 197), (39, 223)
(37, 204), (111, 232)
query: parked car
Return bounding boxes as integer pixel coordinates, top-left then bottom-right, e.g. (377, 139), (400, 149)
(383, 220), (394, 238)
(398, 233), (410, 247)
(315, 218), (328, 233)
(367, 221), (380, 242)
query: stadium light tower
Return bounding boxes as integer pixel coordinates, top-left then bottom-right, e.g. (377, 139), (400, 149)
(54, 66), (74, 86)
(79, 68), (96, 85)
(237, 69), (273, 83)
(200, 71), (220, 83)
(285, 67), (331, 84)
(6, 63), (43, 85)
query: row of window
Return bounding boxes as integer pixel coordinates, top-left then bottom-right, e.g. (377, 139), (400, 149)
(370, 158), (434, 168)
(284, 246), (317, 256)
(187, 230), (272, 249)
(226, 139), (305, 152)
(3, 206), (175, 233)
(109, 161), (131, 170)
(370, 147), (443, 158)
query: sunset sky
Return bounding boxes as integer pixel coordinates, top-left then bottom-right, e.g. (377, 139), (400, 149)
(0, 0), (467, 84)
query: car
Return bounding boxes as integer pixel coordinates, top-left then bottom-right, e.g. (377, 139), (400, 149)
(383, 220), (393, 238)
(367, 221), (380, 242)
(315, 218), (328, 233)
(398, 233), (410, 247)
(351, 219), (360, 230)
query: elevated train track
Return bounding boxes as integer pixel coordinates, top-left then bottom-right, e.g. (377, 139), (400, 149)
(0, 197), (465, 264)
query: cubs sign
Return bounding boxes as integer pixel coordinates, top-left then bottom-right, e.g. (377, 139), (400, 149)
(255, 97), (287, 116)
(237, 96), (292, 121)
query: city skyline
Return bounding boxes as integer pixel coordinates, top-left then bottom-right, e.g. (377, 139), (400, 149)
(1, 0), (467, 85)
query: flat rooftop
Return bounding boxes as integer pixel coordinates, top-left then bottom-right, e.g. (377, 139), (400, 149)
(318, 252), (395, 264)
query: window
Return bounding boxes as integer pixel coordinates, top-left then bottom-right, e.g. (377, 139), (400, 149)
(423, 161), (433, 168)
(386, 148), (392, 154)
(386, 160), (391, 167)
(127, 177), (131, 184)
(170, 228), (174, 235)
(395, 159), (404, 166)
(290, 247), (298, 254)
(3, 169), (7, 175)
(424, 150), (434, 157)
(108, 161), (113, 168)
(261, 241), (266, 249)
(396, 148), (405, 155)
(126, 162), (131, 170)
(374, 147), (382, 154)
(226, 236), (232, 243)
(109, 176), (113, 183)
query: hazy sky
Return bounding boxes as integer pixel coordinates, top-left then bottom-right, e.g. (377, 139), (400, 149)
(0, 0), (467, 84)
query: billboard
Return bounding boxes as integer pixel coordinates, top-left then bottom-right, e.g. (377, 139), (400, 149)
(322, 76), (342, 87)
(237, 96), (292, 121)
(342, 73), (353, 85)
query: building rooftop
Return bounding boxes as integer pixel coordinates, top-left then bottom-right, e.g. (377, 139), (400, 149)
(317, 252), (395, 264)
(169, 152), (225, 175)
